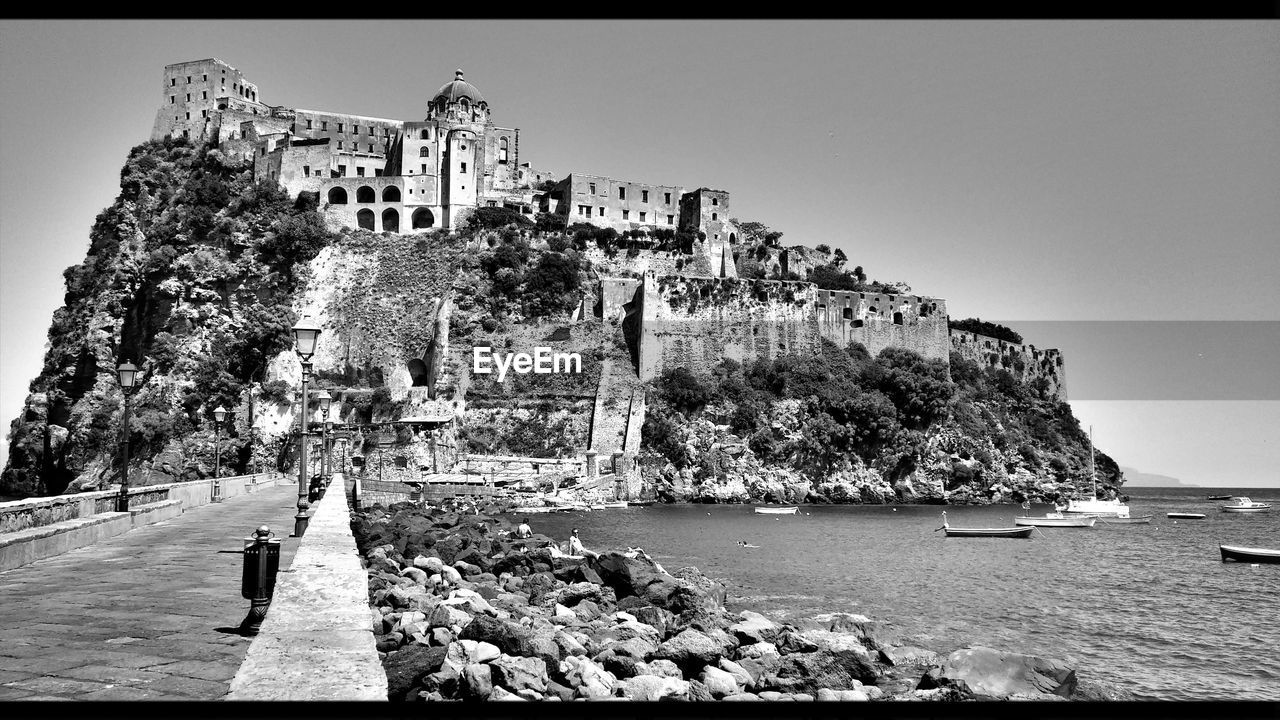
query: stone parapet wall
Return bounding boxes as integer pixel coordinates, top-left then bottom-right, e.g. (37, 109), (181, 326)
(949, 330), (1067, 400)
(227, 478), (387, 700)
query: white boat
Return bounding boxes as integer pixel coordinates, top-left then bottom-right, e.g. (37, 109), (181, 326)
(1221, 497), (1272, 513)
(1063, 426), (1131, 518)
(754, 506), (798, 515)
(589, 504), (607, 510)
(1014, 513), (1096, 528)
(601, 501), (628, 509)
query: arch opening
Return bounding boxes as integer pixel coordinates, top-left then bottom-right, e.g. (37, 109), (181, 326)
(327, 187), (348, 204)
(412, 208), (435, 229)
(382, 208), (400, 233)
(356, 186), (376, 203)
(382, 186), (401, 202)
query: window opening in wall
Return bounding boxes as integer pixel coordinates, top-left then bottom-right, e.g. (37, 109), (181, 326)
(640, 212), (647, 222)
(306, 119), (313, 129)
(383, 186), (400, 202)
(460, 143), (467, 151)
(374, 169), (383, 176)
(619, 187), (626, 200)
(186, 93), (191, 101)
(664, 192), (671, 204)
(321, 121), (328, 130)
(712, 212), (717, 220)
(303, 166), (311, 177)
(460, 162), (467, 173)
(420, 129), (429, 139)
(186, 76), (191, 83)
(499, 137), (508, 163)
(712, 197), (718, 206)
(170, 78), (176, 86)
(843, 307), (854, 319)
(420, 147), (430, 157)
(337, 141), (343, 149)
(599, 207), (605, 217)
(338, 123), (344, 133)
(202, 91), (207, 100)
(202, 73), (207, 81)
(357, 167), (365, 177)
(170, 96), (175, 104)
(642, 190), (649, 203)
(368, 143), (374, 152)
(623, 210), (629, 220)
(338, 164), (347, 176)
(667, 215), (674, 224)
(421, 164), (427, 173)
(354, 125), (360, 134)
(589, 183), (596, 194)
(579, 205), (589, 216)
(185, 112), (190, 119)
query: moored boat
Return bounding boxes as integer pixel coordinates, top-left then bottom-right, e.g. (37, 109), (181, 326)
(754, 506), (798, 515)
(1207, 495), (1232, 501)
(938, 511), (1034, 538)
(601, 501), (628, 509)
(1220, 497), (1271, 513)
(1095, 514), (1153, 524)
(1062, 426), (1130, 518)
(1014, 513), (1096, 528)
(1220, 544), (1280, 564)
(1167, 512), (1205, 519)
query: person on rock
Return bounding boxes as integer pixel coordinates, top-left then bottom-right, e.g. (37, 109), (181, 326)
(568, 528), (598, 559)
(516, 518), (533, 539)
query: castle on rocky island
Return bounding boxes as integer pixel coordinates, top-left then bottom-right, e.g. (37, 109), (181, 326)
(151, 58), (1065, 404)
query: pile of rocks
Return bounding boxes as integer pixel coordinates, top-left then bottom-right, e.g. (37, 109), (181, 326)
(353, 502), (1126, 702)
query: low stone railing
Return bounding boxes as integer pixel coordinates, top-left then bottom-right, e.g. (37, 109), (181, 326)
(227, 474), (387, 700)
(0, 472), (286, 572)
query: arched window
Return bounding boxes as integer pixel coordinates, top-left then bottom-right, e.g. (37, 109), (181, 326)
(382, 186), (401, 202)
(893, 311), (904, 325)
(382, 208), (400, 233)
(419, 147), (430, 158)
(356, 209), (375, 230)
(327, 187), (348, 204)
(499, 137), (509, 164)
(412, 208), (435, 229)
(356, 186), (375, 203)
(419, 129), (430, 140)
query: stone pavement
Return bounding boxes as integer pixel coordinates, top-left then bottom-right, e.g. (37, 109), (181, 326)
(0, 483), (305, 700)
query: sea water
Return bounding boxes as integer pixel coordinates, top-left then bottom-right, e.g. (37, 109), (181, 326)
(527, 486), (1280, 701)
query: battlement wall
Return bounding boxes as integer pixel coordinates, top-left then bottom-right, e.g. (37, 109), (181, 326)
(638, 275), (820, 380)
(949, 329), (1067, 399)
(815, 290), (950, 362)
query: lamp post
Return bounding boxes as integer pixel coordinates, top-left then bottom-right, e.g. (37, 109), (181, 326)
(316, 390), (332, 489)
(324, 420), (334, 487)
(213, 405), (227, 481)
(115, 361), (139, 513)
(291, 315), (320, 537)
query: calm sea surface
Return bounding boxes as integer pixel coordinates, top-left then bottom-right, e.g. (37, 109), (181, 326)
(525, 487), (1280, 701)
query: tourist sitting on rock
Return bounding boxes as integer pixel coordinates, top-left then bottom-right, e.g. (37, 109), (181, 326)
(625, 546), (667, 574)
(569, 528), (599, 559)
(516, 518), (533, 538)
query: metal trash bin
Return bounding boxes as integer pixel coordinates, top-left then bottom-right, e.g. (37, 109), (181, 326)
(239, 526), (281, 635)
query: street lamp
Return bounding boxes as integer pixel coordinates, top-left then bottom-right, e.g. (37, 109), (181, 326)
(291, 315), (320, 537)
(213, 405), (228, 480)
(316, 390), (332, 490)
(115, 361), (139, 513)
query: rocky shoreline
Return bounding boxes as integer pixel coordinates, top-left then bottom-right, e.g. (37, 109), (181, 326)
(351, 500), (1135, 702)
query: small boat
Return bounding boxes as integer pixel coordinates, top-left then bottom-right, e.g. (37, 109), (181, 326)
(601, 501), (628, 509)
(1014, 513), (1096, 528)
(1207, 495), (1232, 501)
(938, 512), (1034, 538)
(1062, 427), (1130, 518)
(1220, 497), (1271, 513)
(754, 506), (798, 515)
(1167, 512), (1205, 519)
(1220, 544), (1280, 564)
(1095, 514), (1153, 524)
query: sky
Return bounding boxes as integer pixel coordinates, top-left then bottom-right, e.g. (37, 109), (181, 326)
(1, 20), (1278, 487)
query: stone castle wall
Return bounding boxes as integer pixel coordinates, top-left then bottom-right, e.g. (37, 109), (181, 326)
(638, 275), (821, 381)
(815, 290), (951, 362)
(949, 330), (1067, 400)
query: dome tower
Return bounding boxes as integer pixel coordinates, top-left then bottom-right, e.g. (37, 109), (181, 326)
(428, 69), (489, 124)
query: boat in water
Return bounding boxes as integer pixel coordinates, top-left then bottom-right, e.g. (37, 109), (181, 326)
(1014, 513), (1096, 528)
(1220, 497), (1271, 513)
(1167, 512), (1206, 520)
(1220, 544), (1280, 564)
(754, 506), (798, 515)
(1207, 495), (1232, 501)
(939, 511), (1034, 538)
(1095, 514), (1153, 524)
(601, 501), (628, 509)
(1063, 426), (1131, 518)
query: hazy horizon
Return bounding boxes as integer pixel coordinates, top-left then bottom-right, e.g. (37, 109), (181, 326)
(2, 21), (1277, 488)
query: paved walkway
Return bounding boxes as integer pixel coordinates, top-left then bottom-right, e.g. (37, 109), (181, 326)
(0, 484), (305, 700)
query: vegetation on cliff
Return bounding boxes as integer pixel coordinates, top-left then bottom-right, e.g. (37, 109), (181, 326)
(947, 318), (1023, 345)
(2, 138), (332, 495)
(640, 340), (1120, 504)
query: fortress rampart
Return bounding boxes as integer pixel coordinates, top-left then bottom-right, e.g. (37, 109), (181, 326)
(949, 329), (1067, 400)
(816, 290), (951, 363)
